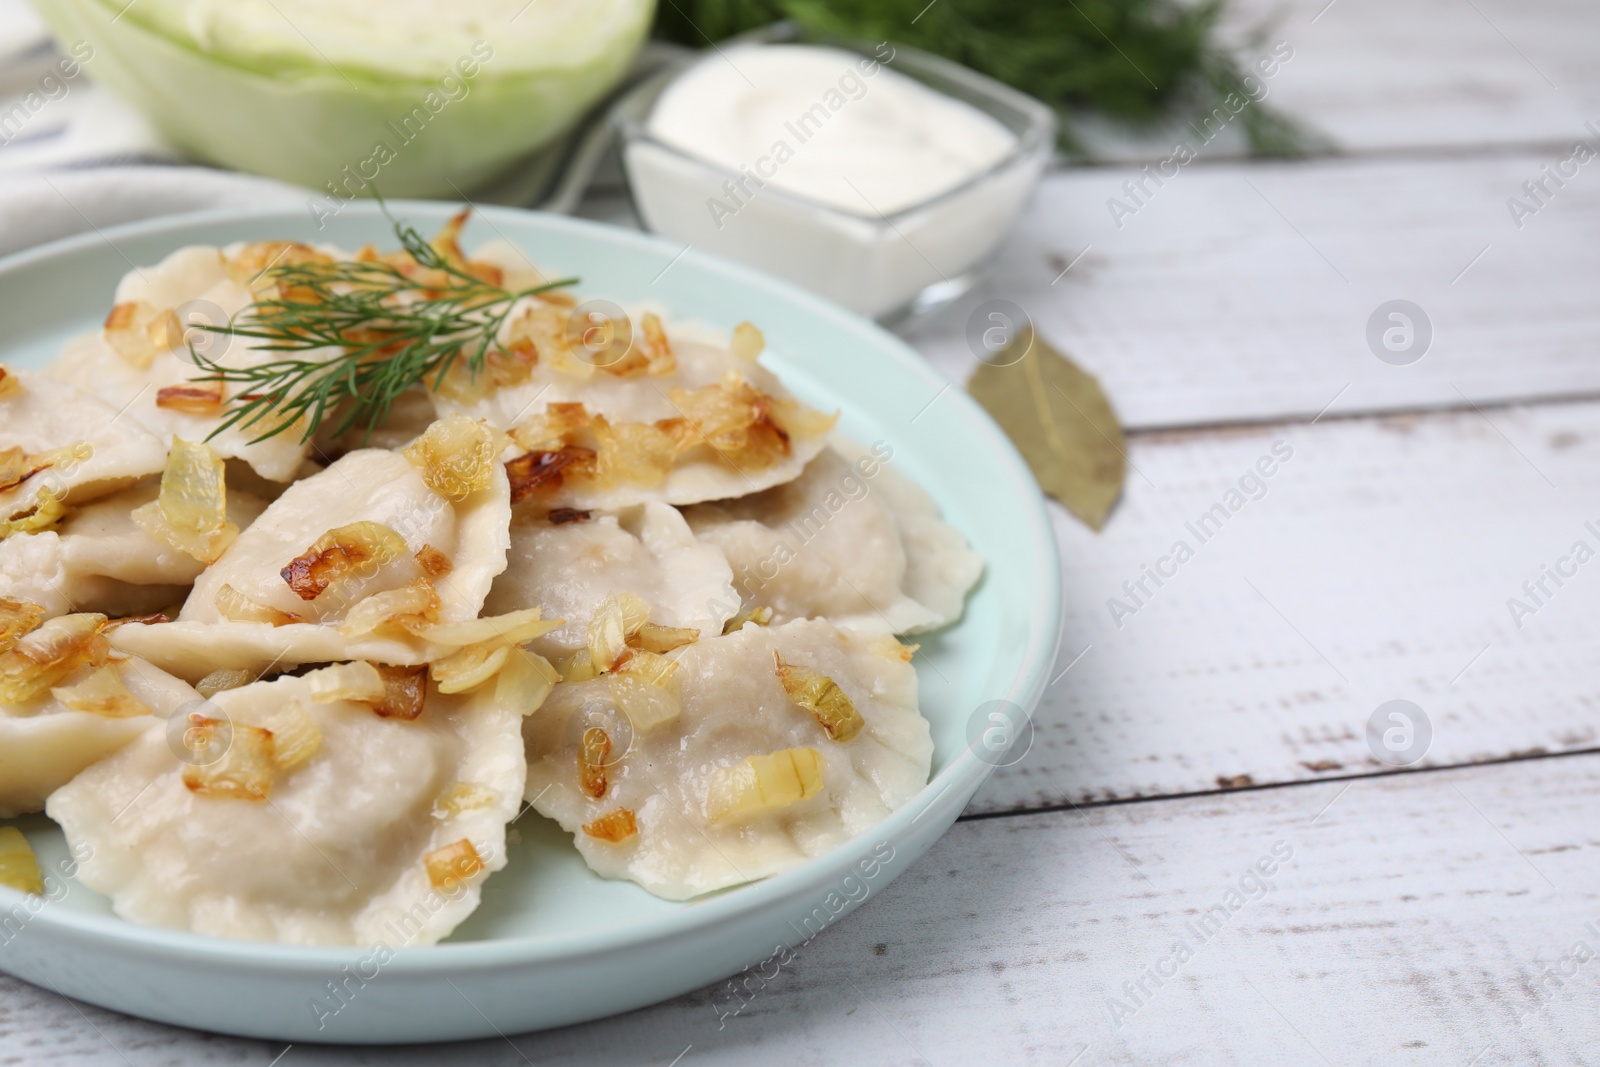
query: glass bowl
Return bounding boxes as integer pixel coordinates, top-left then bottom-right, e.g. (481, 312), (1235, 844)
(612, 22), (1056, 321)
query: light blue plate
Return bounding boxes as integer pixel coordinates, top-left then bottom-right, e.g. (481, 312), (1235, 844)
(0, 203), (1061, 1043)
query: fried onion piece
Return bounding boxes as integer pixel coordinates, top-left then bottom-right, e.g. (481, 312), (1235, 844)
(424, 838), (484, 891)
(706, 747), (824, 823)
(586, 594), (638, 673)
(196, 668), (255, 699)
(0, 441), (59, 495)
(0, 597), (45, 656)
(556, 649), (598, 684)
(433, 782), (498, 817)
(502, 303), (595, 381)
(255, 700), (322, 773)
(423, 610), (565, 695)
(154, 381), (226, 417)
(366, 665), (428, 721)
(607, 649), (681, 732)
(281, 521), (408, 601)
(505, 446), (596, 504)
(104, 301), (178, 370)
(51, 665), (153, 718)
(730, 321), (765, 360)
(660, 373), (801, 472)
(585, 310), (675, 379)
(224, 241), (335, 298)
(428, 643), (511, 695)
(182, 720), (275, 801)
(107, 611), (172, 629)
(590, 417), (676, 490)
(132, 438), (240, 564)
(578, 726), (611, 799)
(774, 654), (865, 743)
(502, 376), (835, 500)
(429, 209), (473, 269)
(582, 808), (638, 844)
(0, 449), (27, 493)
(338, 578), (442, 638)
(0, 613), (109, 705)
(722, 605), (773, 634)
(0, 827), (44, 894)
(306, 661), (385, 704)
(630, 622), (698, 655)
(0, 442), (87, 496)
(215, 584), (302, 626)
(636, 313), (676, 376)
(415, 544), (453, 578)
(409, 608), (560, 649)
(0, 487), (66, 540)
(494, 647), (560, 717)
(402, 414), (503, 500)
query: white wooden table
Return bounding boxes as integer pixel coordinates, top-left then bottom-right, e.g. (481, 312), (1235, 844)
(6, 0), (1600, 1062)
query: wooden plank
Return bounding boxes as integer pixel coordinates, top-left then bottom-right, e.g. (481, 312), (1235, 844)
(1063, 0), (1598, 162)
(900, 151), (1600, 429)
(1216, 0), (1599, 156)
(969, 399), (1600, 813)
(6, 756), (1597, 1064)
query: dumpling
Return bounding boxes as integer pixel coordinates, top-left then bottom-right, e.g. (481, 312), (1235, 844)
(431, 302), (836, 510)
(684, 441), (982, 634)
(842, 441), (986, 626)
(45, 243), (340, 483)
(0, 482), (267, 619)
(110, 441), (512, 679)
(483, 501), (736, 657)
(0, 367), (168, 522)
(47, 662), (526, 945)
(521, 619), (931, 899)
(182, 448), (506, 626)
(0, 611), (198, 818)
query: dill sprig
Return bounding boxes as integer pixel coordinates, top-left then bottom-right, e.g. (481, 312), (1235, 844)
(193, 211), (577, 445)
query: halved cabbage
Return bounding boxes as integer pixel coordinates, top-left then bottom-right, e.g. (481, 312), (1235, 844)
(28, 0), (655, 196)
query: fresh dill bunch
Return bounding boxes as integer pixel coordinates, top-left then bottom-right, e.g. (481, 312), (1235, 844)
(655, 0), (1313, 157)
(193, 212), (576, 445)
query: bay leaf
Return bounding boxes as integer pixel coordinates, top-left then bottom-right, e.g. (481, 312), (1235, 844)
(966, 329), (1126, 530)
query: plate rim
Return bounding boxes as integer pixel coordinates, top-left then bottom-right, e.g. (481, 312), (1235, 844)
(0, 200), (1063, 973)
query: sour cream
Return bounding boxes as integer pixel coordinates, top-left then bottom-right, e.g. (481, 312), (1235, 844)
(620, 43), (1052, 318)
(647, 45), (1018, 216)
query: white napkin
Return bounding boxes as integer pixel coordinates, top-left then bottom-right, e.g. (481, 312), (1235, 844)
(0, 0), (183, 176)
(0, 0), (45, 59)
(0, 4), (308, 259)
(0, 165), (305, 259)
